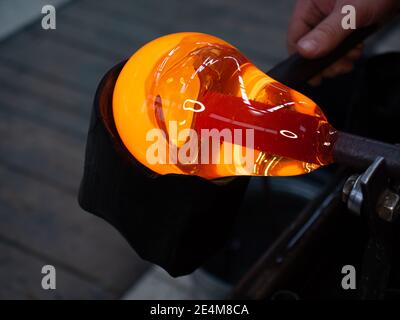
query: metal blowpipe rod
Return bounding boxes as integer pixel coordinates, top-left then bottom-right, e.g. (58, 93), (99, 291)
(333, 131), (400, 179)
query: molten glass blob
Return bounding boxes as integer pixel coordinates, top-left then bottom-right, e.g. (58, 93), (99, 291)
(113, 32), (337, 179)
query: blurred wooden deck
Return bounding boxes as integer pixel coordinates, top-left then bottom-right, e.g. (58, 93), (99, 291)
(0, 0), (297, 299)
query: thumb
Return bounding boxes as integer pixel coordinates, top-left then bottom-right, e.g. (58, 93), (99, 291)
(296, 10), (352, 59)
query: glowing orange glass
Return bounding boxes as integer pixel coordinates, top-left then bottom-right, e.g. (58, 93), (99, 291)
(113, 32), (337, 179)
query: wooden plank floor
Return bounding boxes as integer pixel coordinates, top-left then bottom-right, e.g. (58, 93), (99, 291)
(0, 0), (298, 299)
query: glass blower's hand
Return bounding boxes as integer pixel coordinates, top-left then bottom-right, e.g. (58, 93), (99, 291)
(287, 0), (399, 85)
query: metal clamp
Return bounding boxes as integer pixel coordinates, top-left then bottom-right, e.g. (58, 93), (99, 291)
(341, 156), (400, 299)
(342, 156), (400, 222)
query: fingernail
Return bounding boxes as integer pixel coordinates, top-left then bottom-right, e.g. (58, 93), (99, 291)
(298, 39), (317, 53)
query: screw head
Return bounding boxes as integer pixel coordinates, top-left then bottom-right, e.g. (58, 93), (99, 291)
(342, 174), (359, 203)
(377, 189), (400, 222)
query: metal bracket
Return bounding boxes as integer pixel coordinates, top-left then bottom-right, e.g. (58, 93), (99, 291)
(342, 157), (400, 222)
(341, 156), (399, 299)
